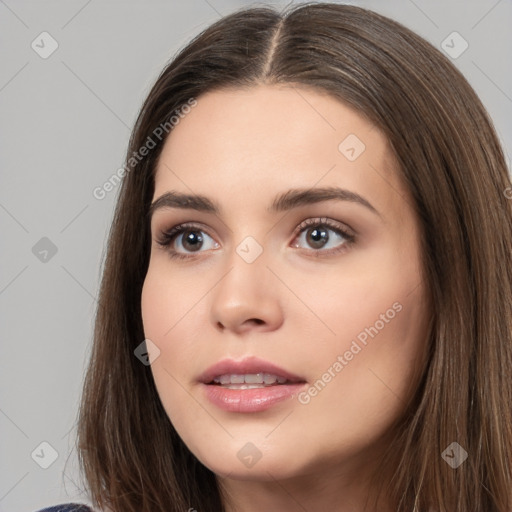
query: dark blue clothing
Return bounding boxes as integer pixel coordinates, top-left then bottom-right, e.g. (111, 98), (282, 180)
(35, 504), (93, 512)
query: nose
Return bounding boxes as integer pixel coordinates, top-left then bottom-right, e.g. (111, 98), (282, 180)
(210, 245), (284, 335)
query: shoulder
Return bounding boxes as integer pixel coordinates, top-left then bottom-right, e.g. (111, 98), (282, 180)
(35, 504), (94, 512)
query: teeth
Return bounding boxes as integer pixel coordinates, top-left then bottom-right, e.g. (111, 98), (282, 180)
(245, 373), (264, 384)
(264, 374), (277, 385)
(219, 375), (231, 385)
(212, 373), (289, 386)
(224, 384), (269, 390)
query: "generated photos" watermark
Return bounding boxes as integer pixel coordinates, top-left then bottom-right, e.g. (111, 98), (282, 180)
(298, 301), (403, 404)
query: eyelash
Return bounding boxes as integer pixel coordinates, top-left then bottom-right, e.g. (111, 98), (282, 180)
(155, 218), (356, 261)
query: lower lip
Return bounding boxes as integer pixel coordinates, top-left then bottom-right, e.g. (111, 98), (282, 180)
(202, 383), (306, 413)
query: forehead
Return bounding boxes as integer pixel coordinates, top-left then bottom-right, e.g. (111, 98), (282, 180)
(152, 84), (408, 220)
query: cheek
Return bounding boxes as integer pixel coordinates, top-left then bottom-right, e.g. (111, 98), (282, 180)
(141, 271), (197, 387)
(290, 239), (428, 410)
(141, 261), (206, 346)
(141, 268), (187, 397)
(287, 286), (428, 469)
(140, 265), (210, 433)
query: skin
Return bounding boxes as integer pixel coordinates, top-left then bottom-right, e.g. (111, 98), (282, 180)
(141, 84), (431, 512)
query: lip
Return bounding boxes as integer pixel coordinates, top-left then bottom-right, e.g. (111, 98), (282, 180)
(199, 356), (307, 413)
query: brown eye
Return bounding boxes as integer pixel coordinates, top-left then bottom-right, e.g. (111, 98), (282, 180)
(304, 226), (330, 249)
(292, 218), (355, 253)
(156, 222), (219, 260)
(181, 230), (204, 252)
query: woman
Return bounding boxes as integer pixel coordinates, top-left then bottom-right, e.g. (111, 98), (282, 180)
(37, 2), (512, 511)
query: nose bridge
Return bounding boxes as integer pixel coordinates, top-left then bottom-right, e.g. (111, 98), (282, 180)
(220, 233), (269, 299)
(234, 234), (266, 266)
(209, 232), (283, 331)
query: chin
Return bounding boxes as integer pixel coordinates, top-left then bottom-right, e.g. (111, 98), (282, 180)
(187, 437), (314, 482)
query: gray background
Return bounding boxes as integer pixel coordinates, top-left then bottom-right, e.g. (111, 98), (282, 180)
(1, 1), (510, 511)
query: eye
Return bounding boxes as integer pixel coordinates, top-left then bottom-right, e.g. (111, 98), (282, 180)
(291, 217), (355, 256)
(155, 217), (356, 261)
(155, 222), (219, 260)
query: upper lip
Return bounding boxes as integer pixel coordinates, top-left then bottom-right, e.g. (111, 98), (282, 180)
(198, 356), (306, 384)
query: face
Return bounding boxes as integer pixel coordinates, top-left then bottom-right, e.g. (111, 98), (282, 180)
(141, 84), (430, 486)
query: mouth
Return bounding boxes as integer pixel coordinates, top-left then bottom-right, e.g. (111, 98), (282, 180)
(199, 357), (307, 413)
(209, 373), (295, 389)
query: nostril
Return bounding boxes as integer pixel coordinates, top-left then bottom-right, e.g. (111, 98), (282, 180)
(215, 318), (265, 330)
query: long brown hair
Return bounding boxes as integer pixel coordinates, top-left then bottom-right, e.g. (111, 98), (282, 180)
(75, 3), (512, 511)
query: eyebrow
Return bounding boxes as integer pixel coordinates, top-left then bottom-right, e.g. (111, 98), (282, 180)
(147, 186), (381, 219)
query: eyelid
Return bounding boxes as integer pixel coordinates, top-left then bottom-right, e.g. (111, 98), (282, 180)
(292, 216), (356, 239)
(155, 221), (215, 247)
